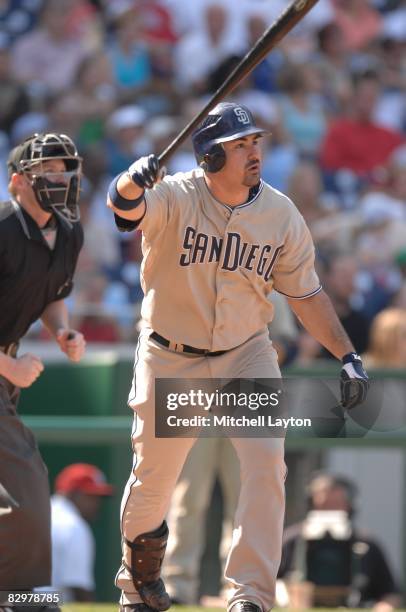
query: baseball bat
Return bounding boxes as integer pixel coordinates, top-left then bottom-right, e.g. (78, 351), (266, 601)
(158, 0), (319, 166)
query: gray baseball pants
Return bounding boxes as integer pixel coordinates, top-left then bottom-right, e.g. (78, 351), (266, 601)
(116, 328), (286, 612)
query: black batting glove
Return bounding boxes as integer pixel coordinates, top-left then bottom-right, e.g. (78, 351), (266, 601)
(128, 154), (161, 190)
(340, 352), (369, 410)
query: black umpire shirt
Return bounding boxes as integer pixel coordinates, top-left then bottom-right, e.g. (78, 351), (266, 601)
(0, 199), (83, 346)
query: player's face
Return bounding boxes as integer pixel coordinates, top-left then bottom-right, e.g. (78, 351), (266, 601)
(27, 158), (68, 184)
(222, 134), (263, 187)
(12, 158), (70, 218)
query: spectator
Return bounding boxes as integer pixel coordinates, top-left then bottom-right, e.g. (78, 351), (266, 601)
(373, 36), (405, 133)
(363, 307), (406, 368)
(260, 121), (300, 194)
(333, 0), (383, 52)
(105, 0), (178, 115)
(107, 5), (152, 96)
(64, 0), (102, 51)
(277, 473), (401, 609)
(356, 191), (406, 267)
(105, 105), (148, 178)
(173, 3), (245, 94)
(56, 51), (117, 149)
(296, 253), (371, 364)
(277, 64), (327, 157)
(286, 161), (327, 226)
(321, 254), (371, 355)
(0, 46), (30, 135)
(72, 271), (123, 343)
(137, 1), (177, 47)
(164, 0), (247, 44)
(136, 0), (178, 92)
(243, 12), (283, 94)
(314, 23), (353, 112)
(351, 147), (406, 308)
(11, 0), (91, 96)
(51, 463), (114, 602)
(45, 94), (82, 144)
(240, 0), (335, 62)
(320, 70), (404, 182)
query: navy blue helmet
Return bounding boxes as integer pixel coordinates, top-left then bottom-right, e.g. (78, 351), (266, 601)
(192, 102), (266, 173)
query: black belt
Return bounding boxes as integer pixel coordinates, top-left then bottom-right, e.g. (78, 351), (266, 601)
(150, 332), (227, 357)
(0, 342), (19, 357)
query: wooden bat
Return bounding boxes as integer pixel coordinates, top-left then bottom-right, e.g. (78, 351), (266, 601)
(158, 0), (319, 166)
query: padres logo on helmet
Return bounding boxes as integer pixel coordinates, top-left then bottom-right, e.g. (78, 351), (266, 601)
(192, 102), (267, 173)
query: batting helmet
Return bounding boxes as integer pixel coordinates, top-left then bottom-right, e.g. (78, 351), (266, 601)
(192, 102), (266, 173)
(8, 132), (82, 224)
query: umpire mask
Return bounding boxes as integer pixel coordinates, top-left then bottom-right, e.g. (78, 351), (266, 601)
(8, 133), (83, 223)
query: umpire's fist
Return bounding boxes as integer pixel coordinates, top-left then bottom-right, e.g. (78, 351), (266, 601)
(56, 329), (86, 363)
(340, 352), (369, 409)
(8, 353), (44, 388)
(128, 154), (163, 190)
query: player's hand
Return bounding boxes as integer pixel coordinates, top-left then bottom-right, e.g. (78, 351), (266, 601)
(7, 353), (44, 388)
(128, 154), (164, 190)
(340, 352), (369, 409)
(56, 329), (86, 363)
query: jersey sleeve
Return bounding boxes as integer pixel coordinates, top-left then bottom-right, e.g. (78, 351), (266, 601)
(272, 207), (321, 300)
(136, 177), (176, 239)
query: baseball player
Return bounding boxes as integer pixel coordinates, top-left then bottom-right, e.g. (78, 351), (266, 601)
(0, 133), (85, 600)
(107, 102), (369, 612)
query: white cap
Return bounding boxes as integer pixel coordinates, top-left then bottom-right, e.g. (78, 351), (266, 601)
(146, 116), (178, 141)
(107, 105), (147, 132)
(361, 192), (404, 225)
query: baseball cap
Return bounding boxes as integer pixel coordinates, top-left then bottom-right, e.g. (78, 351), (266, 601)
(107, 105), (146, 132)
(7, 132), (81, 178)
(55, 463), (114, 496)
(7, 136), (35, 177)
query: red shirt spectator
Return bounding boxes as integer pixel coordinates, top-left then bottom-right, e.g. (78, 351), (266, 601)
(320, 119), (403, 175)
(320, 71), (403, 176)
(333, 0), (382, 52)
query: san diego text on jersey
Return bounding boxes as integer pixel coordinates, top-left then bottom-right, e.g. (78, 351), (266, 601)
(179, 225), (283, 281)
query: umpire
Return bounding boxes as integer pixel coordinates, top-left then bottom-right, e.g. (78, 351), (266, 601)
(0, 133), (85, 597)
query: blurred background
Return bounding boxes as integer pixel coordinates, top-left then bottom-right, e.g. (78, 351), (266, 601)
(2, 0), (404, 604)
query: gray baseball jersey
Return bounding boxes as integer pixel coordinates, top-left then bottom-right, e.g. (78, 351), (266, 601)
(116, 168), (321, 610)
(138, 168), (321, 351)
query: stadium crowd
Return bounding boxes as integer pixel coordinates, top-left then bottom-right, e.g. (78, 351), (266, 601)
(1, 0), (405, 363)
